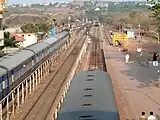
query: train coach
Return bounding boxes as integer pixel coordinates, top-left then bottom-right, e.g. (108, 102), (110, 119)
(57, 70), (119, 120)
(0, 31), (70, 101)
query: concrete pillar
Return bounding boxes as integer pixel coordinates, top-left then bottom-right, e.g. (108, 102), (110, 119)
(65, 43), (67, 51)
(32, 74), (35, 92)
(6, 97), (9, 120)
(35, 70), (38, 89)
(44, 62), (46, 77)
(26, 79), (28, 100)
(60, 96), (64, 103)
(29, 77), (32, 94)
(44, 63), (46, 77)
(46, 63), (49, 75)
(41, 64), (44, 78)
(0, 102), (2, 120)
(38, 68), (41, 84)
(47, 60), (49, 72)
(54, 109), (58, 120)
(58, 102), (61, 110)
(63, 90), (66, 98)
(17, 87), (20, 110)
(12, 92), (15, 115)
(41, 65), (43, 80)
(22, 83), (24, 104)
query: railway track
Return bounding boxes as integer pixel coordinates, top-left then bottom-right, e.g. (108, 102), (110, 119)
(9, 28), (88, 120)
(88, 27), (102, 70)
(103, 27), (113, 45)
(17, 34), (86, 120)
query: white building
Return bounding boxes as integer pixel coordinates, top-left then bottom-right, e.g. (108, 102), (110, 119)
(0, 30), (4, 47)
(0, 6), (5, 47)
(11, 33), (37, 48)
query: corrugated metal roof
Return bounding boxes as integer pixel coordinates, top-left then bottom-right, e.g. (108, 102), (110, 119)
(0, 50), (34, 71)
(57, 70), (119, 120)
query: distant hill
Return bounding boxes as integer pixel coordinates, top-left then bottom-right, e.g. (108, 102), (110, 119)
(3, 14), (48, 27)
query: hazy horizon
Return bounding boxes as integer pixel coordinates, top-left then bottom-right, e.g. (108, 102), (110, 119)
(9, 0), (146, 4)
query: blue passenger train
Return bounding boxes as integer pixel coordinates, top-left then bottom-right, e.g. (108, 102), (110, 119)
(0, 31), (70, 101)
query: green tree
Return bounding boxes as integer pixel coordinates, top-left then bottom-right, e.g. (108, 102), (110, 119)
(129, 11), (137, 19)
(148, 0), (160, 19)
(148, 0), (160, 35)
(21, 22), (53, 33)
(38, 22), (52, 33)
(21, 23), (37, 33)
(4, 32), (19, 47)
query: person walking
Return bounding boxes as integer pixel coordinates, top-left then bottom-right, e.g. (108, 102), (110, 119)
(139, 112), (147, 120)
(138, 51), (143, 64)
(125, 53), (130, 63)
(153, 52), (158, 61)
(145, 58), (150, 67)
(148, 112), (157, 120)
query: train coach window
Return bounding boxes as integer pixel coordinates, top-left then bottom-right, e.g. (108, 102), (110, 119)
(87, 74), (94, 77)
(82, 104), (93, 107)
(79, 115), (93, 118)
(84, 94), (93, 97)
(88, 69), (94, 71)
(83, 88), (93, 91)
(80, 118), (96, 120)
(86, 78), (94, 81)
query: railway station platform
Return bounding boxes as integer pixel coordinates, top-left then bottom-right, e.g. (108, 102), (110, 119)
(103, 44), (160, 120)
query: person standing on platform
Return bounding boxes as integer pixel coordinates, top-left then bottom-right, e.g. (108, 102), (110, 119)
(153, 52), (159, 61)
(125, 53), (130, 63)
(148, 112), (157, 120)
(139, 112), (147, 120)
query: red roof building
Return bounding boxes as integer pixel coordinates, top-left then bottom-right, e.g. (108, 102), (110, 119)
(10, 33), (37, 48)
(10, 33), (25, 41)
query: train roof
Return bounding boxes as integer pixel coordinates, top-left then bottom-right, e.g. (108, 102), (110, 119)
(41, 36), (58, 45)
(0, 49), (34, 75)
(38, 31), (69, 46)
(57, 70), (119, 120)
(55, 31), (69, 39)
(26, 41), (50, 54)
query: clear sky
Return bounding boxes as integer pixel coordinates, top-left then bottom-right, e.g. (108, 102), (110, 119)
(8, 0), (146, 4)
